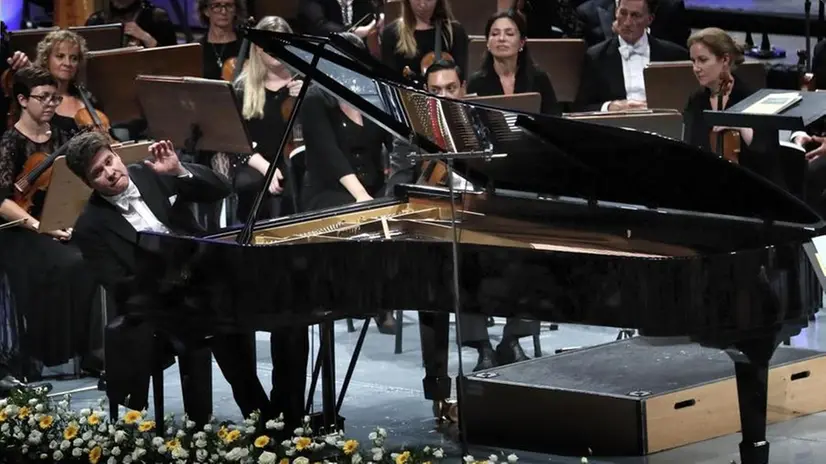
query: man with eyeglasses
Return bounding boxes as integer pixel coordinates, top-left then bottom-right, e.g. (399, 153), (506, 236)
(0, 66), (98, 397)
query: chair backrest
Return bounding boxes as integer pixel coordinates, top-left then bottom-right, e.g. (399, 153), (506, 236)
(645, 60), (767, 111)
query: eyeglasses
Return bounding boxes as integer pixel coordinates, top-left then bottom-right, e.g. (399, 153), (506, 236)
(208, 2), (235, 12)
(28, 94), (63, 106)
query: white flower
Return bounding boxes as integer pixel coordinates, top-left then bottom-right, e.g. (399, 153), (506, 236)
(285, 448), (295, 457)
(581, 459), (588, 464)
(60, 440), (71, 450)
(507, 454), (519, 463)
(489, 454), (499, 462)
(433, 449), (444, 459)
(303, 415), (310, 424)
(368, 432), (377, 440)
(293, 457), (309, 464)
(28, 398), (38, 406)
(111, 446), (121, 456)
(72, 448), (82, 457)
(258, 451), (277, 464)
(72, 438), (84, 447)
(159, 444), (168, 454)
(195, 439), (207, 448)
(245, 426), (256, 434)
(294, 427), (304, 436)
(377, 427), (387, 437)
(281, 440), (292, 447)
(35, 404), (44, 413)
(196, 449), (209, 461)
(152, 437), (165, 447)
(82, 431), (93, 441)
(172, 447), (189, 459)
(325, 435), (338, 446)
(135, 438), (144, 447)
(132, 448), (147, 460)
(226, 447), (244, 461)
(1, 423), (8, 433)
(464, 456), (475, 463)
(98, 424), (107, 433)
(108, 457), (116, 464)
(176, 429), (186, 438)
(352, 454), (363, 464)
(203, 424), (213, 432)
(186, 420), (196, 429)
(53, 450), (64, 461)
(123, 455), (133, 464)
(114, 430), (126, 444)
(80, 408), (91, 416)
(28, 430), (42, 444)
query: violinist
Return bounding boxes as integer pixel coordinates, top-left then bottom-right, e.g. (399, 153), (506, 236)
(231, 16), (304, 222)
(85, 0), (178, 48)
(197, 0), (245, 81)
(33, 30), (104, 137)
(380, 0), (469, 81)
(466, 10), (559, 115)
(298, 0), (383, 40)
(682, 28), (753, 154)
(0, 66), (97, 389)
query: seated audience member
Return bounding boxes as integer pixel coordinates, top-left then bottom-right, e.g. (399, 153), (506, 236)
(466, 10), (559, 115)
(576, 0), (689, 48)
(574, 0), (687, 112)
(67, 131), (270, 424)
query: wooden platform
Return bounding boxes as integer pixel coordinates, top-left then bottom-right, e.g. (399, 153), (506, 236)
(461, 337), (826, 456)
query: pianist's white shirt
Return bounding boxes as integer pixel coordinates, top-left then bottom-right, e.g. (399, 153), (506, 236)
(102, 177), (172, 233)
(601, 34), (650, 112)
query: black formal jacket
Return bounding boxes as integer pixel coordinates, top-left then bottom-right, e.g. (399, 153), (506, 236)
(574, 35), (688, 112)
(467, 64), (560, 115)
(72, 162), (230, 410)
(576, 0), (690, 49)
(298, 0), (377, 35)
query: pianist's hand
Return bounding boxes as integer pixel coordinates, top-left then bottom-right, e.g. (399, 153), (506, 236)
(607, 99), (647, 111)
(804, 135), (826, 162)
(6, 51), (30, 71)
(145, 140), (187, 177)
(45, 228), (72, 242)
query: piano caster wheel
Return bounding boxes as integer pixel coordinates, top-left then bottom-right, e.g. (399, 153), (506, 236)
(432, 399), (459, 423)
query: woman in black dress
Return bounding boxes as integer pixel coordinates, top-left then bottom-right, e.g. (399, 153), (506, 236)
(466, 10), (559, 115)
(0, 66), (96, 383)
(33, 30), (103, 137)
(230, 16), (304, 222)
(380, 0), (469, 81)
(197, 0), (245, 80)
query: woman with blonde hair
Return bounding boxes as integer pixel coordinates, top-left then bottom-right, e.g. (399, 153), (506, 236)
(34, 29), (101, 136)
(380, 0), (469, 81)
(682, 27), (753, 153)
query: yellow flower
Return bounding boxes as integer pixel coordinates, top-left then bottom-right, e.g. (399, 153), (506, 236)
(295, 436), (312, 451)
(343, 439), (359, 455)
(224, 429), (241, 444)
(254, 435), (270, 448)
(124, 410), (142, 425)
(87, 414), (100, 426)
(63, 422), (79, 441)
(279, 459), (289, 464)
(138, 420), (155, 432)
(217, 426), (228, 439)
(89, 446), (102, 464)
(17, 407), (29, 419)
(165, 438), (181, 450)
(396, 451), (411, 464)
(38, 415), (54, 429)
(0, 410), (7, 422)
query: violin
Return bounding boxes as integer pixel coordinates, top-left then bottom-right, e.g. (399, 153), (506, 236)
(279, 80), (304, 158)
(348, 1), (383, 59)
(221, 17), (255, 82)
(103, 0), (150, 47)
(12, 134), (75, 214)
(709, 71), (741, 164)
(73, 83), (111, 135)
(402, 21), (453, 80)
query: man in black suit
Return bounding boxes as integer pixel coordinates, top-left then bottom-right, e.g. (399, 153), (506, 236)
(574, 0), (688, 112)
(67, 132), (270, 424)
(576, 0), (690, 48)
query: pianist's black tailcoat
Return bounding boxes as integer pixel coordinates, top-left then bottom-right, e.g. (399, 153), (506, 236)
(72, 163), (269, 421)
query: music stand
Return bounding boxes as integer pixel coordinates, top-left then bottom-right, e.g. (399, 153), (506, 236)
(704, 89), (826, 198)
(468, 39), (587, 103)
(465, 92), (541, 113)
(565, 109), (683, 140)
(135, 75), (253, 155)
(85, 43), (203, 124)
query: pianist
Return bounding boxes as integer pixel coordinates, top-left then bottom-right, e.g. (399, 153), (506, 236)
(66, 132), (271, 424)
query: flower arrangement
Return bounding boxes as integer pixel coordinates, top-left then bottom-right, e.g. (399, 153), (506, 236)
(0, 388), (537, 464)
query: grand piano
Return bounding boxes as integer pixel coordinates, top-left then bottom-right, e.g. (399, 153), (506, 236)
(128, 29), (825, 464)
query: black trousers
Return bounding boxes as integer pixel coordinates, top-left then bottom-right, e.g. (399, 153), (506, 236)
(270, 327), (310, 426)
(459, 315), (538, 344)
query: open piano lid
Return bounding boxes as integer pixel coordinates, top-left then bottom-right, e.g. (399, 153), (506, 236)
(243, 28), (824, 229)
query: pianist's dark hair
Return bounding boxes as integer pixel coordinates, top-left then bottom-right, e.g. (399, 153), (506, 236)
(12, 66), (57, 100)
(65, 131), (113, 182)
(477, 10), (539, 90)
(425, 59), (465, 84)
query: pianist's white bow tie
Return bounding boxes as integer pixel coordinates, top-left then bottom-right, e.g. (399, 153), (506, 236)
(619, 42), (648, 60)
(111, 182), (141, 212)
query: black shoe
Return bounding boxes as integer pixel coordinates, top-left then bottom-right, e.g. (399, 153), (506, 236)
(472, 345), (497, 372)
(374, 311), (397, 335)
(495, 339), (530, 366)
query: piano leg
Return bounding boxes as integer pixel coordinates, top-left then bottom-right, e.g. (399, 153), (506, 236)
(419, 312), (452, 416)
(727, 336), (781, 464)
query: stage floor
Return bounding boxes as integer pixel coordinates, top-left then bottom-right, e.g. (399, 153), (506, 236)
(687, 0), (810, 17)
(50, 313), (826, 464)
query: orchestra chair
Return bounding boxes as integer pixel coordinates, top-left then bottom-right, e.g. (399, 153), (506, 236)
(467, 38), (587, 105)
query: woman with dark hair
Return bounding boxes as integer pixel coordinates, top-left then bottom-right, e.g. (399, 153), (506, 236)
(466, 10), (559, 115)
(380, 0), (469, 81)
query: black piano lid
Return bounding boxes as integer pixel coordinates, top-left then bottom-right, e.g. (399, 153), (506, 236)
(243, 27), (824, 229)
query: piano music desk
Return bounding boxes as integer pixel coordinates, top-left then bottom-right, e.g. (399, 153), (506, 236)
(461, 337), (826, 456)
